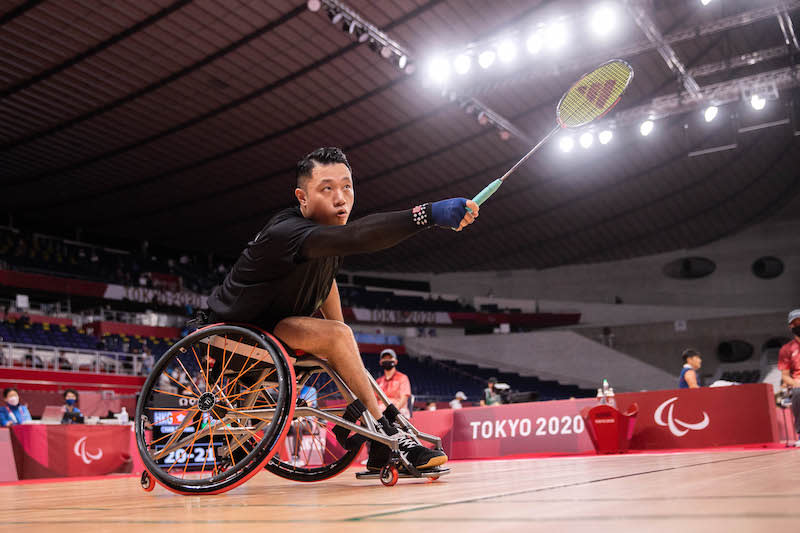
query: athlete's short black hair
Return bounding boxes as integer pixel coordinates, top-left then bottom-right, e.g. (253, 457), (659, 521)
(682, 348), (701, 363)
(3, 387), (18, 398)
(296, 147), (352, 189)
(63, 388), (78, 400)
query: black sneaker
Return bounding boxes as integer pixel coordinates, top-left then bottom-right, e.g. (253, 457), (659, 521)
(367, 432), (447, 471)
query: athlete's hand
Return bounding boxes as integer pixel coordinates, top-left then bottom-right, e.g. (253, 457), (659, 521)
(456, 199), (479, 232)
(431, 198), (479, 231)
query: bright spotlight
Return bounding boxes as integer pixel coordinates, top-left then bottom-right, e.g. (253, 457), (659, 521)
(454, 54), (471, 75)
(307, 0), (322, 12)
(640, 120), (654, 136)
(704, 105), (718, 122)
(545, 22), (567, 50)
(428, 57), (450, 84)
(750, 94), (766, 110)
(591, 5), (616, 37)
(700, 0), (713, 5)
(478, 49), (496, 69)
(598, 130), (613, 144)
(497, 39), (517, 63)
(526, 31), (543, 54)
(559, 136), (574, 152)
(579, 132), (594, 149)
(397, 54), (408, 70)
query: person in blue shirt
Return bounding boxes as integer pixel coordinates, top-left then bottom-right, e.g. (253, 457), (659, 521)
(61, 388), (84, 424)
(0, 387), (32, 426)
(678, 349), (703, 389)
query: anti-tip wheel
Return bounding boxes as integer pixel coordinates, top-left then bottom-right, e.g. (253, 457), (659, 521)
(380, 464), (398, 487)
(429, 475), (440, 481)
(141, 471), (155, 492)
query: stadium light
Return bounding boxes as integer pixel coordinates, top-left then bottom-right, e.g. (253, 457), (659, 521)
(750, 94), (766, 110)
(704, 105), (718, 122)
(545, 22), (567, 50)
(477, 111), (489, 126)
(307, 0), (321, 12)
(428, 57), (450, 84)
(598, 129), (613, 144)
(526, 31), (543, 54)
(700, 0), (713, 5)
(478, 49), (496, 69)
(454, 54), (472, 75)
(497, 39), (517, 63)
(396, 54), (408, 70)
(590, 5), (617, 37)
(559, 136), (574, 152)
(640, 120), (654, 136)
(579, 132), (594, 149)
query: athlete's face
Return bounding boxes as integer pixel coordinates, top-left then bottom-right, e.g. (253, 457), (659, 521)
(687, 355), (702, 370)
(296, 163), (354, 225)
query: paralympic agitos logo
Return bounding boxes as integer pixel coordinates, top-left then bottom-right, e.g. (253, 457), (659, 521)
(653, 397), (710, 437)
(74, 436), (104, 465)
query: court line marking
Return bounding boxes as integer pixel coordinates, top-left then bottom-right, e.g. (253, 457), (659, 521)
(0, 450), (790, 524)
(5, 512), (800, 526)
(345, 450), (788, 521)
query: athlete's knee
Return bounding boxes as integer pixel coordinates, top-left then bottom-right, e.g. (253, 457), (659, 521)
(328, 321), (356, 350)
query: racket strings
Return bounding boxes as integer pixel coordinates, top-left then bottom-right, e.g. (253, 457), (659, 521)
(557, 60), (633, 128)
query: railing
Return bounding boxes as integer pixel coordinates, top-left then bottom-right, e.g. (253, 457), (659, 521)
(0, 341), (151, 376)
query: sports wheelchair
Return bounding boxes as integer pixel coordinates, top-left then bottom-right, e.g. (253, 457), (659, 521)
(134, 323), (448, 495)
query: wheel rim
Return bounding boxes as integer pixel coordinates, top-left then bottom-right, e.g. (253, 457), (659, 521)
(267, 358), (364, 480)
(135, 325), (292, 492)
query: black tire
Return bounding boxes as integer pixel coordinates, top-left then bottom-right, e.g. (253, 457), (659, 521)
(265, 357), (365, 482)
(135, 324), (295, 495)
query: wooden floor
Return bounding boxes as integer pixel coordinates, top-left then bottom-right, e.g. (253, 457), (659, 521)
(1, 449), (799, 532)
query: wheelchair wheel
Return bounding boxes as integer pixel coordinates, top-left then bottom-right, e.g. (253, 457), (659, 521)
(135, 324), (296, 495)
(265, 356), (367, 482)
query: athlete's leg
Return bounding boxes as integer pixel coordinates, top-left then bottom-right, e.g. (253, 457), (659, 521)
(274, 316), (383, 419)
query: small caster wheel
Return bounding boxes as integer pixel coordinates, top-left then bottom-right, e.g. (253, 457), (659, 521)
(141, 470), (155, 492)
(430, 475), (440, 481)
(380, 464), (398, 487)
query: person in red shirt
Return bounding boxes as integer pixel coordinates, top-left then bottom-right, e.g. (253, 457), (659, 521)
(375, 349), (412, 418)
(778, 308), (800, 446)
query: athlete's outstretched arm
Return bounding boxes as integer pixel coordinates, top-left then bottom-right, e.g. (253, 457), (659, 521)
(300, 199), (479, 259)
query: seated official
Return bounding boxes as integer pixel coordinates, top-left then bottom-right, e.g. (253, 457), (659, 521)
(679, 349), (702, 389)
(0, 387), (32, 426)
(61, 388), (84, 424)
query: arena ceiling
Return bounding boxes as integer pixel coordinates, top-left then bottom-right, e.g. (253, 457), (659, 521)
(1, 0), (799, 273)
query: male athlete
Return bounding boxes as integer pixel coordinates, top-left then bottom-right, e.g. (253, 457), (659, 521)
(208, 147), (479, 472)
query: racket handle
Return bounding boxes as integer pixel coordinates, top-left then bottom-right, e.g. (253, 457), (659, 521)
(467, 179), (503, 212)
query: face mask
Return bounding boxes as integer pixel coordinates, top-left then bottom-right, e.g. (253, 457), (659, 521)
(6, 397), (19, 407)
(65, 398), (76, 406)
(381, 361), (396, 370)
(793, 326), (800, 337)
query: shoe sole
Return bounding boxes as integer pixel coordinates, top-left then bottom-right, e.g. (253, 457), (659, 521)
(366, 454), (448, 472)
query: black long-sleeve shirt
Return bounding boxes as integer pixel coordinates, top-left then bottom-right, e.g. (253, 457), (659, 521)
(207, 206), (428, 329)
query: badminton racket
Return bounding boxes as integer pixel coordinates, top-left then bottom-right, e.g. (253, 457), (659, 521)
(469, 59), (634, 209)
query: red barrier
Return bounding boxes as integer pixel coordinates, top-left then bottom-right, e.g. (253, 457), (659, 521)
(10, 425), (133, 479)
(410, 384), (780, 460)
(3, 312), (73, 326)
(0, 428), (18, 482)
(0, 368), (145, 394)
(83, 321), (179, 339)
(0, 270), (107, 298)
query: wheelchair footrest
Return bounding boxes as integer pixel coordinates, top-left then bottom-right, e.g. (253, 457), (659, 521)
(355, 467), (450, 480)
